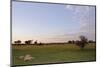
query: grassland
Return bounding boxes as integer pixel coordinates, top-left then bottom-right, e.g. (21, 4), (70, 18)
(12, 43), (96, 66)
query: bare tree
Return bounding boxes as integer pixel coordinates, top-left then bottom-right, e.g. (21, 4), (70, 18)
(75, 35), (88, 49)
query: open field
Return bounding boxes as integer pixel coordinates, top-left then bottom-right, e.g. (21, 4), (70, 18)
(12, 43), (96, 66)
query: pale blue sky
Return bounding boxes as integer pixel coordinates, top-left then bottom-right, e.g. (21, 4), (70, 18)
(12, 1), (95, 43)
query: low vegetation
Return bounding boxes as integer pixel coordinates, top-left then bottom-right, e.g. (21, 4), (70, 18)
(12, 43), (96, 66)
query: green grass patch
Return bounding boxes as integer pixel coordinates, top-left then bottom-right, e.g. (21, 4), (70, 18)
(12, 43), (96, 65)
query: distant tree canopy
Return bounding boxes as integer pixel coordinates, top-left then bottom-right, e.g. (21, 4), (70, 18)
(75, 35), (88, 49)
(25, 40), (33, 44)
(14, 40), (21, 44)
(68, 40), (75, 44)
(13, 40), (45, 45)
(68, 40), (72, 44)
(80, 36), (88, 43)
(13, 36), (91, 47)
(88, 40), (95, 43)
(34, 40), (38, 45)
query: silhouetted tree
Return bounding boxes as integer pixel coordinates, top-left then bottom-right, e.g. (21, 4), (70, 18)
(14, 40), (21, 45)
(68, 40), (72, 44)
(68, 40), (75, 44)
(25, 40), (33, 45)
(88, 40), (94, 43)
(38, 42), (43, 46)
(75, 35), (88, 49)
(34, 40), (38, 45)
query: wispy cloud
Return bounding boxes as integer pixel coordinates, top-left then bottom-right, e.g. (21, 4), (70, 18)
(65, 5), (95, 40)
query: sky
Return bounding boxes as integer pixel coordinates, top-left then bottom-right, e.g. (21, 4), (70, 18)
(12, 1), (96, 43)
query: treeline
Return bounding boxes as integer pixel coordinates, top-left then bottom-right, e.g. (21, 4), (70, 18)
(12, 40), (44, 45)
(12, 40), (68, 46)
(12, 39), (95, 45)
(12, 35), (95, 49)
(68, 40), (95, 44)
